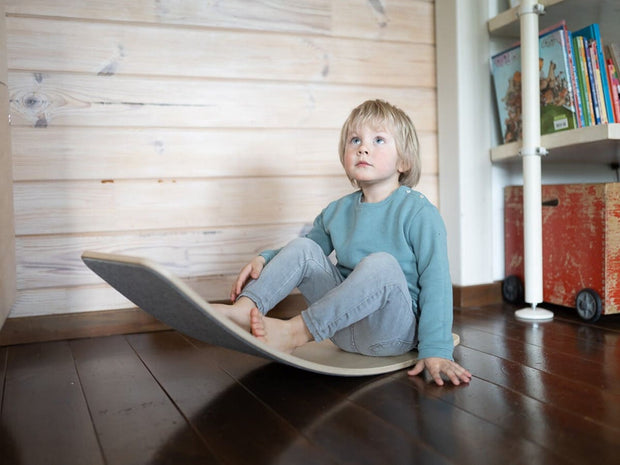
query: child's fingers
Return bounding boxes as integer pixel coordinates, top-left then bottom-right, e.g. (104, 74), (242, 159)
(230, 264), (252, 301)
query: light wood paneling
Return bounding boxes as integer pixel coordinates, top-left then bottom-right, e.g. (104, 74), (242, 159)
(6, 0), (333, 35)
(11, 127), (437, 181)
(332, 0), (435, 42)
(7, 17), (435, 87)
(15, 224), (308, 289)
(5, 0), (435, 42)
(8, 72), (437, 131)
(12, 275), (236, 317)
(14, 175), (438, 236)
(13, 177), (354, 235)
(1, 3), (16, 328)
(6, 0), (438, 321)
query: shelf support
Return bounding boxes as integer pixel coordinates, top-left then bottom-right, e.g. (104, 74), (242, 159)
(515, 0), (553, 322)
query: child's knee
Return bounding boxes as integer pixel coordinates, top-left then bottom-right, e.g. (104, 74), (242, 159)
(287, 237), (322, 255)
(361, 251), (400, 270)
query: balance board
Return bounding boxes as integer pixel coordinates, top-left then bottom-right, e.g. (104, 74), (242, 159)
(82, 251), (459, 377)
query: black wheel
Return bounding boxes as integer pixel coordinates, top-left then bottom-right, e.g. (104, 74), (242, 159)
(575, 288), (602, 322)
(502, 275), (524, 304)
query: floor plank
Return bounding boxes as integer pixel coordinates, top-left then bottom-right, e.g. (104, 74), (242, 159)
(1, 341), (104, 465)
(339, 372), (565, 465)
(127, 331), (337, 465)
(412, 363), (620, 465)
(69, 335), (216, 465)
(219, 353), (454, 465)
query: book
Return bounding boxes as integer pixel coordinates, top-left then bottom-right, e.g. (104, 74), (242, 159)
(573, 24), (615, 123)
(491, 22), (578, 143)
(586, 39), (607, 124)
(566, 31), (584, 127)
(574, 35), (595, 125)
(491, 43), (522, 143)
(573, 35), (593, 126)
(539, 24), (579, 134)
(606, 58), (620, 121)
(609, 42), (620, 75)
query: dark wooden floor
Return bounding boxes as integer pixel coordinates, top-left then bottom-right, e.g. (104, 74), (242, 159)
(1, 303), (620, 465)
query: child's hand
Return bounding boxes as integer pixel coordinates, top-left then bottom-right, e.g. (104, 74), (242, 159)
(230, 256), (266, 302)
(407, 357), (471, 386)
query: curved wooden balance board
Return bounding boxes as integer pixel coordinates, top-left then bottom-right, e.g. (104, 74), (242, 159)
(82, 251), (460, 377)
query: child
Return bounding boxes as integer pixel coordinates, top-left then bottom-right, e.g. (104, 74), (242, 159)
(212, 99), (471, 386)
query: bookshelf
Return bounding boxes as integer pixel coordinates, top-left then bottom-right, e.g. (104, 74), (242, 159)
(488, 0), (620, 164)
(486, 0), (620, 320)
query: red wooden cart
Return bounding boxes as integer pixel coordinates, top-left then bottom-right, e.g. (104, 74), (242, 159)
(503, 183), (620, 321)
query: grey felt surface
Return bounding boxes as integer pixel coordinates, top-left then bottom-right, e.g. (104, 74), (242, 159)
(82, 251), (457, 376)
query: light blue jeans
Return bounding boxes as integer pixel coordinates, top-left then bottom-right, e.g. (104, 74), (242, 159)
(239, 238), (418, 356)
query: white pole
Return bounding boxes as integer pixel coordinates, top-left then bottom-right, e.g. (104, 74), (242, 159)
(515, 0), (553, 321)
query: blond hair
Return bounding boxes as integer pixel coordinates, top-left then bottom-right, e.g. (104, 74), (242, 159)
(338, 99), (421, 188)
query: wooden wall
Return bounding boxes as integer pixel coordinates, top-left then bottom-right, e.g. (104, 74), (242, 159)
(1, 0), (16, 326)
(6, 0), (438, 318)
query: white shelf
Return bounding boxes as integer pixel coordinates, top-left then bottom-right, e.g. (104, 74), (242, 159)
(491, 124), (620, 163)
(488, 0), (619, 44)
(488, 0), (564, 37)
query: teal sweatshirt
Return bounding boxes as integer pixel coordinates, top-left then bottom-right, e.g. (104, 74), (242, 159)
(261, 186), (454, 361)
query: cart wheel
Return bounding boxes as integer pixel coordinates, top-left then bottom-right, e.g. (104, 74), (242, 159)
(575, 289), (602, 322)
(502, 275), (524, 304)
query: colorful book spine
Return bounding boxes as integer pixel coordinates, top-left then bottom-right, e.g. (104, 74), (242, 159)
(566, 31), (585, 127)
(574, 23), (615, 123)
(584, 38), (602, 124)
(607, 59), (620, 121)
(574, 35), (594, 126)
(590, 39), (608, 123)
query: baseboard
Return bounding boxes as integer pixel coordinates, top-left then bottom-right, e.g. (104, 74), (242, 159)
(452, 282), (503, 308)
(0, 285), (502, 347)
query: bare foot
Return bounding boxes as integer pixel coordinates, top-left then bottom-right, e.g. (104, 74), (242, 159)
(250, 307), (313, 353)
(210, 297), (255, 332)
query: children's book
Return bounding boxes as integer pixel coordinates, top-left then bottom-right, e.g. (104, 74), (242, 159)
(584, 38), (602, 124)
(609, 42), (620, 75)
(606, 58), (620, 121)
(574, 35), (594, 126)
(491, 22), (578, 143)
(539, 24), (579, 134)
(573, 24), (615, 123)
(566, 30), (584, 127)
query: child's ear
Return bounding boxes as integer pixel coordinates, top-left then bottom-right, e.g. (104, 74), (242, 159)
(397, 159), (410, 173)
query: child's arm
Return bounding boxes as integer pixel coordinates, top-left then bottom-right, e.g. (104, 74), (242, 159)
(407, 203), (470, 385)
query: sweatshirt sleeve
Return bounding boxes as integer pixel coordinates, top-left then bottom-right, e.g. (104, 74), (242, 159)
(409, 205), (454, 361)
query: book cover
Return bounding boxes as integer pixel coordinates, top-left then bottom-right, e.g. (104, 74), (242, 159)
(566, 31), (584, 127)
(491, 23), (578, 143)
(607, 59), (620, 121)
(573, 35), (592, 126)
(539, 25), (579, 134)
(609, 42), (620, 75)
(574, 24), (615, 123)
(585, 38), (602, 124)
(491, 43), (522, 143)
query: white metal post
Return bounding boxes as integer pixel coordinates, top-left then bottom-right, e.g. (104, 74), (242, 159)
(515, 0), (554, 321)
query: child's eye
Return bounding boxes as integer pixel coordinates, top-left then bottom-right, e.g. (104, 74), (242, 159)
(350, 136), (361, 144)
(375, 137), (385, 144)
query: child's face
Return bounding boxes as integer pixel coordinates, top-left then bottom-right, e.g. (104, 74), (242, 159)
(343, 124), (403, 190)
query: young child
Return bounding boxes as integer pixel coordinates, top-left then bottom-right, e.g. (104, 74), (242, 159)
(212, 99), (471, 386)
